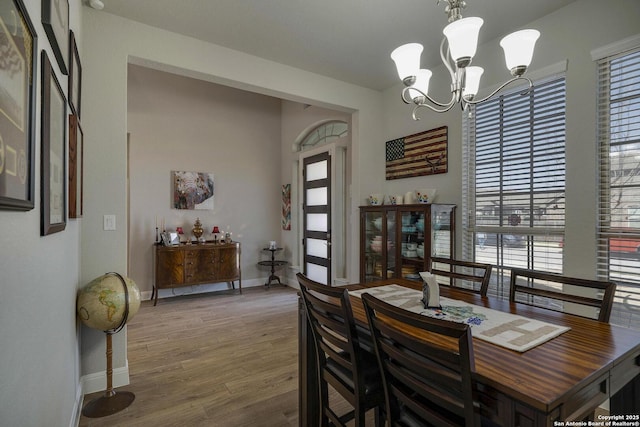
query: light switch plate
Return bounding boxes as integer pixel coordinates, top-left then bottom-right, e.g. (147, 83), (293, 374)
(104, 215), (116, 231)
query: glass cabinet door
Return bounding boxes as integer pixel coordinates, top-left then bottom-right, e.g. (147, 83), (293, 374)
(385, 210), (397, 279)
(363, 210), (384, 281)
(399, 208), (427, 280)
(432, 204), (454, 258)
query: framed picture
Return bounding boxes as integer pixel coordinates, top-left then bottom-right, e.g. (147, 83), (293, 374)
(0, 0), (38, 211)
(68, 114), (83, 218)
(42, 0), (69, 75)
(172, 171), (215, 210)
(161, 231), (180, 246)
(68, 30), (81, 118)
(41, 51), (67, 235)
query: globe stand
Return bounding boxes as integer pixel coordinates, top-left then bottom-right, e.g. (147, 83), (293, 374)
(82, 333), (135, 417)
(81, 272), (136, 418)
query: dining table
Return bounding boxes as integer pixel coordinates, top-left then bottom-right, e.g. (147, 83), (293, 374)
(297, 278), (640, 427)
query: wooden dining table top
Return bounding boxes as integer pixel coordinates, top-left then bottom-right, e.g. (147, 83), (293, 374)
(344, 278), (640, 415)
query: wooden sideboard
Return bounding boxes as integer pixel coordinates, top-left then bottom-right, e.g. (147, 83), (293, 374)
(153, 242), (241, 305)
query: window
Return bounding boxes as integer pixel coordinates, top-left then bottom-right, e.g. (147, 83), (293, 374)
(596, 45), (640, 329)
(463, 76), (567, 298)
(299, 121), (348, 151)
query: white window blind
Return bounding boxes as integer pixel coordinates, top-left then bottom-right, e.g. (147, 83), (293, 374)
(463, 76), (567, 298)
(596, 46), (640, 330)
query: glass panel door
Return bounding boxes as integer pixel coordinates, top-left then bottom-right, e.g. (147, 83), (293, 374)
(303, 152), (331, 284)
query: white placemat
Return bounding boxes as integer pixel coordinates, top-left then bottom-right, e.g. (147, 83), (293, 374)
(350, 284), (570, 352)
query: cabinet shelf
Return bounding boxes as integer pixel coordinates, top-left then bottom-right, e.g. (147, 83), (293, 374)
(360, 204), (456, 283)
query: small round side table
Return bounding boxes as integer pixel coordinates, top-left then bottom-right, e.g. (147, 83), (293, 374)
(258, 248), (288, 288)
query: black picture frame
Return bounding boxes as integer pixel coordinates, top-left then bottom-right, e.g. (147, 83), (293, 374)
(41, 51), (67, 235)
(68, 114), (82, 218)
(0, 0), (38, 211)
(68, 30), (81, 118)
(42, 0), (69, 75)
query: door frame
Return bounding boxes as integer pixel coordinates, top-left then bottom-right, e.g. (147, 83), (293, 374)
(297, 141), (348, 286)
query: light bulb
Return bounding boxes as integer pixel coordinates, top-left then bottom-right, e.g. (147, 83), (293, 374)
(408, 69), (432, 103)
(443, 17), (483, 68)
(463, 66), (484, 100)
(391, 43), (424, 82)
(500, 29), (540, 76)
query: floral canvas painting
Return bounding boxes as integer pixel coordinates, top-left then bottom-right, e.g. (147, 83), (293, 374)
(173, 171), (214, 210)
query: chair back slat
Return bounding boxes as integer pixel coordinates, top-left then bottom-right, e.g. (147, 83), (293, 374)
(297, 273), (384, 427)
(362, 293), (479, 427)
(430, 257), (493, 296)
(509, 268), (617, 322)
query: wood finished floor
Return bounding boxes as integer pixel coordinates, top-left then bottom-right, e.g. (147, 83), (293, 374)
(79, 286), (301, 427)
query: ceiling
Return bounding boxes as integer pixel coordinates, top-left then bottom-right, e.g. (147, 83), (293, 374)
(93, 0), (576, 91)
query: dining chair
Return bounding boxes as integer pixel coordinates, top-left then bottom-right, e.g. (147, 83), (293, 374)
(296, 273), (384, 427)
(509, 268), (617, 322)
(361, 292), (482, 427)
(430, 256), (493, 296)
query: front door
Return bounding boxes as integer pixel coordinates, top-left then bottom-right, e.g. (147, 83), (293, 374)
(303, 152), (331, 285)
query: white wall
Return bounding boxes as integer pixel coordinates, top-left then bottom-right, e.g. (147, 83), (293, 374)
(381, 0), (640, 278)
(127, 64), (283, 296)
(0, 1), (85, 426)
(80, 6), (383, 391)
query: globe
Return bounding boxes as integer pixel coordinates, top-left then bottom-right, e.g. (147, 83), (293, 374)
(77, 273), (141, 332)
(77, 272), (141, 417)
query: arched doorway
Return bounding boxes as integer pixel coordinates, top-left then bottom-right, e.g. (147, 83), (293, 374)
(296, 120), (349, 285)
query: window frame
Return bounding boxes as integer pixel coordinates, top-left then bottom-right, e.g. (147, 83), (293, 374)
(463, 73), (568, 298)
(595, 41), (640, 329)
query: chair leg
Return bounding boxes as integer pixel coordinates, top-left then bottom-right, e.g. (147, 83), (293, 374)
(319, 381), (330, 427)
(354, 407), (366, 427)
(374, 406), (385, 427)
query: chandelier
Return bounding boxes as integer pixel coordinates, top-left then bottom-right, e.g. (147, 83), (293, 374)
(391, 0), (540, 120)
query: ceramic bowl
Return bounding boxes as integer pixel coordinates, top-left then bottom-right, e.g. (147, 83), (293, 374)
(388, 195), (403, 205)
(372, 217), (383, 229)
(369, 194), (385, 206)
(415, 189), (437, 204)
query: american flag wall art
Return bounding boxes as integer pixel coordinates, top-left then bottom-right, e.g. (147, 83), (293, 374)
(385, 126), (448, 180)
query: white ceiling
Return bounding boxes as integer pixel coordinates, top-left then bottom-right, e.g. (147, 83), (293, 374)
(93, 0), (576, 91)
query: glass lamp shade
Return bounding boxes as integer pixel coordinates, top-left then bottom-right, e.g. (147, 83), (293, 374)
(408, 69), (432, 101)
(500, 29), (540, 72)
(443, 17), (483, 65)
(462, 66), (484, 98)
(391, 43), (424, 81)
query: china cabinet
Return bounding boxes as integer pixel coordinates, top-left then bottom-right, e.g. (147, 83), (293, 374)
(359, 204), (455, 283)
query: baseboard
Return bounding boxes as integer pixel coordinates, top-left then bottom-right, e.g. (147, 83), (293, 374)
(81, 362), (130, 395)
(70, 381), (84, 427)
(139, 277), (290, 301)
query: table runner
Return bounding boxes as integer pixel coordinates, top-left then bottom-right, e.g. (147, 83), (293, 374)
(350, 284), (570, 352)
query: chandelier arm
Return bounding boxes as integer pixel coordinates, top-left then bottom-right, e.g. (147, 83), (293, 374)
(464, 76), (534, 106)
(412, 98), (458, 120)
(440, 37), (457, 82)
(401, 86), (456, 108)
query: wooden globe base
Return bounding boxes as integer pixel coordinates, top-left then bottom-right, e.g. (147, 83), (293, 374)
(82, 332), (136, 418)
(82, 391), (135, 418)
